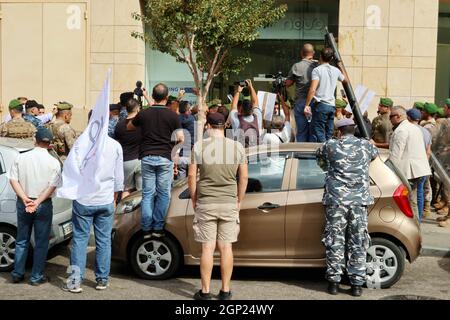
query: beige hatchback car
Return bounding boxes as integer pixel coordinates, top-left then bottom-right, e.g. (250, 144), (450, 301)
(112, 143), (421, 288)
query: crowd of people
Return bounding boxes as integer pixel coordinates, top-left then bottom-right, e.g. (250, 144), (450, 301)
(0, 43), (449, 299)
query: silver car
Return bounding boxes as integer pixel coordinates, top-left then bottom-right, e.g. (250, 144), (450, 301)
(0, 138), (72, 272)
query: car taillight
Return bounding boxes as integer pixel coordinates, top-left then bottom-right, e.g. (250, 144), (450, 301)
(393, 184), (413, 218)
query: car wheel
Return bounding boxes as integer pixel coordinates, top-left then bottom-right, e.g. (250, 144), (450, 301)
(129, 235), (181, 280)
(365, 237), (406, 289)
(0, 226), (17, 272)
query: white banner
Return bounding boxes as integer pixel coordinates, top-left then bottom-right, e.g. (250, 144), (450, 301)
(57, 70), (111, 199)
(345, 85), (376, 115)
(258, 91), (277, 122)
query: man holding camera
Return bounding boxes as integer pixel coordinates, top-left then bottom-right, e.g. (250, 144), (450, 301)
(285, 43), (318, 142)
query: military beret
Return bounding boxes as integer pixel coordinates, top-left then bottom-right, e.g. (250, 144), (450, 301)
(25, 100), (39, 109)
(208, 99), (222, 108)
(335, 118), (355, 129)
(54, 102), (73, 110)
(437, 108), (445, 117)
(168, 95), (178, 102)
(424, 102), (438, 114)
(335, 99), (347, 109)
(413, 102), (425, 110)
(379, 98), (394, 108)
(445, 99), (450, 108)
(8, 99), (23, 110)
(109, 104), (121, 112)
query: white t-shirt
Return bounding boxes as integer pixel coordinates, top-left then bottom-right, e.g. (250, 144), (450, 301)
(76, 137), (124, 206)
(311, 64), (345, 106)
(8, 147), (61, 198)
(262, 122), (292, 145)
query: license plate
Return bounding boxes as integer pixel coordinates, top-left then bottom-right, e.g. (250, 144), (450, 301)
(62, 222), (73, 237)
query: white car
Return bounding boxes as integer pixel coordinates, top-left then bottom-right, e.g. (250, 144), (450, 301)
(0, 138), (72, 272)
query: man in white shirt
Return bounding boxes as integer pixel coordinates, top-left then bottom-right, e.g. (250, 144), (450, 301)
(8, 128), (61, 285)
(388, 106), (431, 217)
(62, 135), (124, 293)
(262, 94), (292, 145)
(304, 48), (347, 142)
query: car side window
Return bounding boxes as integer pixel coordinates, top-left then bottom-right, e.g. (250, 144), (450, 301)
(296, 157), (326, 190)
(247, 154), (287, 193)
(0, 152), (5, 175)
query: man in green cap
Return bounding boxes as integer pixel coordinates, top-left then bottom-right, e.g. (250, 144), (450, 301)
(0, 99), (36, 139)
(371, 98), (393, 149)
(208, 99), (222, 114)
(333, 98), (347, 138)
(414, 102), (425, 111)
(433, 99), (450, 226)
(420, 102), (439, 217)
(49, 102), (77, 161)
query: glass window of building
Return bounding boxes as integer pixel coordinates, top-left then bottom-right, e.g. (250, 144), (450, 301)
(144, 0), (340, 104)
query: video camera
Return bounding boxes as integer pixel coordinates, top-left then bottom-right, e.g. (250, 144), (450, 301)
(266, 72), (287, 95)
(134, 81), (144, 106)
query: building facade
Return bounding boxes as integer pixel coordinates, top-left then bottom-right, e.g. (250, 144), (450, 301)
(0, 0), (448, 130)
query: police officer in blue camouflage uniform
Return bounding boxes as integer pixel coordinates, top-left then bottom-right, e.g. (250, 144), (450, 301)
(23, 100), (45, 129)
(316, 118), (378, 297)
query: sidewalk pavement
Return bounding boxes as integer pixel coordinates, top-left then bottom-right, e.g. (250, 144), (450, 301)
(421, 210), (450, 257)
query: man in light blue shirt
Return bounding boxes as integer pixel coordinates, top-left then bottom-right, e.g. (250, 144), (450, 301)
(304, 48), (346, 142)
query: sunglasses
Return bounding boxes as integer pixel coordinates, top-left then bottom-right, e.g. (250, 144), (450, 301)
(389, 114), (399, 119)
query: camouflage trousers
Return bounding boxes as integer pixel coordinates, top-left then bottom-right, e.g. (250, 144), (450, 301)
(322, 205), (371, 286)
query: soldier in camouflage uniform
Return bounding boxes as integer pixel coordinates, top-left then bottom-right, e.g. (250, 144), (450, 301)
(317, 118), (378, 297)
(333, 99), (346, 138)
(0, 99), (37, 139)
(434, 99), (450, 225)
(420, 103), (439, 216)
(371, 98), (393, 149)
(49, 102), (77, 161)
(23, 100), (45, 129)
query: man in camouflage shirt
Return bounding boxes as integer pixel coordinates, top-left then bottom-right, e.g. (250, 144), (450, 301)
(0, 99), (36, 139)
(49, 102), (77, 161)
(371, 98), (393, 149)
(23, 100), (45, 129)
(317, 118), (378, 297)
(434, 99), (450, 226)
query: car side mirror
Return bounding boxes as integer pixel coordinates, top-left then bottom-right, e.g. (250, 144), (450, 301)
(179, 188), (191, 200)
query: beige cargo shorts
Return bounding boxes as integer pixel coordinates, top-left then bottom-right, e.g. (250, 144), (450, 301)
(193, 203), (240, 243)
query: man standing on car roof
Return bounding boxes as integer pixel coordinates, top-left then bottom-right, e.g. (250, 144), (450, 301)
(316, 118), (378, 297)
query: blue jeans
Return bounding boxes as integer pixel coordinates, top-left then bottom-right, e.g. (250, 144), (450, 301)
(310, 102), (336, 142)
(12, 199), (53, 283)
(417, 176), (426, 222)
(70, 200), (114, 283)
(141, 155), (174, 231)
(294, 98), (310, 142)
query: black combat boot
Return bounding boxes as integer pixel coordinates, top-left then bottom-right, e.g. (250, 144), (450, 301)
(351, 285), (363, 297)
(327, 281), (339, 295)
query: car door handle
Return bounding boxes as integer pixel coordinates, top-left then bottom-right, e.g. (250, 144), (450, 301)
(257, 202), (280, 212)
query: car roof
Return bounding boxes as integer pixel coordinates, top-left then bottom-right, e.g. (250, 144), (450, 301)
(0, 137), (35, 152)
(246, 142), (390, 156)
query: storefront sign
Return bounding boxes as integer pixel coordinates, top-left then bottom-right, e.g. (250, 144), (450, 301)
(259, 13), (328, 40)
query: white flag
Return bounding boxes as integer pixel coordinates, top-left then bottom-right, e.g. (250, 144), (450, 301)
(57, 70), (111, 200)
